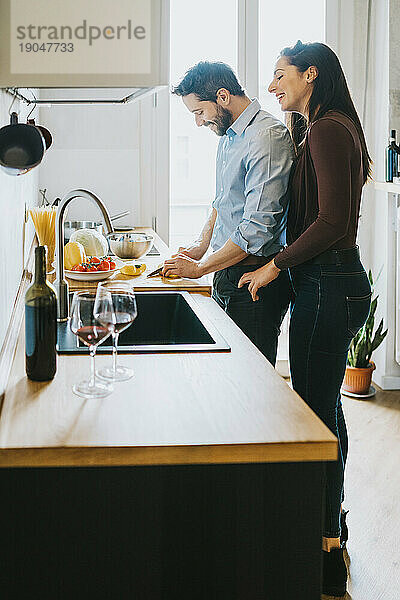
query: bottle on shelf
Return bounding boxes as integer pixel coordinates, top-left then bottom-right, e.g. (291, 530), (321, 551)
(25, 246), (57, 381)
(386, 129), (400, 183)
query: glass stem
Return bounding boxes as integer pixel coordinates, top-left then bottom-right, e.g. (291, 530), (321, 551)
(89, 346), (96, 388)
(112, 332), (119, 375)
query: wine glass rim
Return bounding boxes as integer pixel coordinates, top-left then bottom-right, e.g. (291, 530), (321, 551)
(73, 291), (97, 300)
(98, 281), (133, 287)
(97, 282), (135, 293)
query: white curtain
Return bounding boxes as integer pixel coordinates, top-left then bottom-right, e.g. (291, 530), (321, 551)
(326, 0), (389, 269)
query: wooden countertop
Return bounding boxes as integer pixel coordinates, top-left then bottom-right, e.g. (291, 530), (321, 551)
(62, 228), (212, 294)
(0, 289), (337, 467)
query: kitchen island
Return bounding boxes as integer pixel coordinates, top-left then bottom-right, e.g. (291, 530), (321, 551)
(0, 236), (337, 600)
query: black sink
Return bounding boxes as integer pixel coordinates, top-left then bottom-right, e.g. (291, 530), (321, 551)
(57, 291), (230, 353)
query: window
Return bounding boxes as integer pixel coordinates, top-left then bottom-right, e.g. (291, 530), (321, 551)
(169, 0), (238, 251)
(259, 0), (325, 363)
(259, 0), (326, 121)
(168, 0), (325, 364)
(169, 1), (325, 251)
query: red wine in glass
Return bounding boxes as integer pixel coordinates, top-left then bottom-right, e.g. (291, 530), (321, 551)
(70, 291), (114, 399)
(113, 311), (135, 333)
(76, 325), (111, 346)
(95, 282), (137, 382)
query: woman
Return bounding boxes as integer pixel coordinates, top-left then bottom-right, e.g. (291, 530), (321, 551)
(238, 40), (372, 597)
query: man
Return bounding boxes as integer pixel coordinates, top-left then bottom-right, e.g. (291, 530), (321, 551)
(164, 61), (293, 365)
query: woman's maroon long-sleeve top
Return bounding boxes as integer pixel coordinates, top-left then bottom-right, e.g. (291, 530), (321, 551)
(274, 111), (365, 270)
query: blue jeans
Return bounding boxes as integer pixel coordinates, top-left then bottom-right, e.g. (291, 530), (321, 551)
(213, 265), (291, 366)
(289, 260), (372, 537)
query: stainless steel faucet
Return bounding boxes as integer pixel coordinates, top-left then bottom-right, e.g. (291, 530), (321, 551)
(54, 189), (114, 321)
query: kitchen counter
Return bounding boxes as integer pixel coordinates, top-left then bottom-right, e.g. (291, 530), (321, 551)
(0, 242), (337, 599)
(0, 292), (336, 467)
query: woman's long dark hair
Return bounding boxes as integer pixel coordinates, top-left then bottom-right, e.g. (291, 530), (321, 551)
(280, 40), (372, 182)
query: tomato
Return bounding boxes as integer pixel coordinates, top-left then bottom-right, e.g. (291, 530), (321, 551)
(71, 265), (80, 271)
(99, 261), (110, 271)
(88, 265), (98, 272)
(109, 261), (116, 270)
(90, 257), (101, 264)
(77, 264), (87, 272)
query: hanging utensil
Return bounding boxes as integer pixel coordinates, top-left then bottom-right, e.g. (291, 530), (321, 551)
(39, 188), (51, 207)
(0, 112), (45, 176)
(27, 119), (53, 150)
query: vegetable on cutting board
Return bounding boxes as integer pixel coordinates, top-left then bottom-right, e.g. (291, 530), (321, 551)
(70, 228), (109, 257)
(120, 263), (146, 276)
(64, 241), (86, 270)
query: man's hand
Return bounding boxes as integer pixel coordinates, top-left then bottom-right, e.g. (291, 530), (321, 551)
(162, 254), (204, 279)
(172, 243), (206, 261)
(166, 239), (247, 280)
(238, 259), (281, 301)
(172, 208), (216, 261)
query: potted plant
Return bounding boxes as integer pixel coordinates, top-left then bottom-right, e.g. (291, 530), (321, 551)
(342, 271), (388, 397)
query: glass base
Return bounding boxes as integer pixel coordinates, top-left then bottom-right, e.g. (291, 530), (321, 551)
(72, 379), (113, 399)
(97, 365), (134, 382)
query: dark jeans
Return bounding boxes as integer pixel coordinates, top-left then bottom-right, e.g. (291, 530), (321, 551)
(289, 259), (371, 537)
(213, 264), (291, 365)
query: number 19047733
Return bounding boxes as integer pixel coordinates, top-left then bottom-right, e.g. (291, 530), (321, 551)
(19, 42), (74, 52)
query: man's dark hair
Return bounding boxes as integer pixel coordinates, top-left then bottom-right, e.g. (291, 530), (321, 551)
(172, 61), (245, 101)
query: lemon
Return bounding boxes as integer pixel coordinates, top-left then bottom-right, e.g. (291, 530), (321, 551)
(64, 241), (86, 270)
(120, 263), (146, 276)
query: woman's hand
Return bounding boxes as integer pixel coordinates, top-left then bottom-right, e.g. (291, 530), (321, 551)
(238, 260), (281, 301)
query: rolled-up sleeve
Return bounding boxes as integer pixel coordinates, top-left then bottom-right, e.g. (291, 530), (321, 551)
(230, 128), (293, 254)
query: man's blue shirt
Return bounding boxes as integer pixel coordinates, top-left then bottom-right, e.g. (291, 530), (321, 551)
(211, 99), (294, 256)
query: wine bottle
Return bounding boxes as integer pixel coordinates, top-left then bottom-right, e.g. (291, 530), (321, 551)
(386, 130), (400, 183)
(25, 246), (57, 381)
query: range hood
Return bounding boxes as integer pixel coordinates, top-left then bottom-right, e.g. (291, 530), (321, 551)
(5, 86), (166, 106)
(0, 0), (169, 105)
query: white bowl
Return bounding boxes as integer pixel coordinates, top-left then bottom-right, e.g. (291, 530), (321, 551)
(65, 267), (119, 282)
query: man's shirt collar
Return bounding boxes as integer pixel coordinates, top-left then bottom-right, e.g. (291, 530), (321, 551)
(227, 98), (261, 137)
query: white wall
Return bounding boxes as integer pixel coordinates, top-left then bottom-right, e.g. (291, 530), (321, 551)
(0, 91), (39, 350)
(38, 90), (141, 227)
(0, 85), (169, 353)
(37, 88), (170, 242)
(389, 0), (400, 133)
(367, 0), (398, 389)
(340, 0), (391, 386)
(361, 0), (400, 389)
(327, 0), (400, 388)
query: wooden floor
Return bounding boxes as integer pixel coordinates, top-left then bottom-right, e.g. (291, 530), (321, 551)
(321, 385), (400, 600)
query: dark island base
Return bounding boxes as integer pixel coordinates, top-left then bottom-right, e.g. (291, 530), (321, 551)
(0, 461), (326, 599)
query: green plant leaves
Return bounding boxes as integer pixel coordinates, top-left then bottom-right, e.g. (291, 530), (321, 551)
(347, 271), (387, 368)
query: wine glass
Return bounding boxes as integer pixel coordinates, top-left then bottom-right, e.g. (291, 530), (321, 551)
(70, 291), (114, 398)
(95, 281), (137, 382)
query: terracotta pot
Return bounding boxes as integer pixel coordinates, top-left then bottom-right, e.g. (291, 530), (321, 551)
(342, 361), (376, 395)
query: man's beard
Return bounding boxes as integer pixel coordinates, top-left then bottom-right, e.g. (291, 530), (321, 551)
(205, 105), (233, 136)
